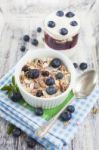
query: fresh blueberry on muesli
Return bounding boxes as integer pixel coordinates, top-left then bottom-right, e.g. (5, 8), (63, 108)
(41, 70), (49, 76)
(65, 11), (75, 17)
(60, 111), (72, 121)
(48, 21), (55, 28)
(23, 35), (30, 42)
(26, 69), (40, 79)
(50, 58), (62, 68)
(56, 10), (64, 17)
(66, 105), (75, 113)
(55, 72), (64, 80)
(31, 39), (38, 46)
(36, 90), (43, 97)
(35, 107), (43, 116)
(45, 77), (55, 86)
(70, 21), (78, 26)
(79, 62), (88, 70)
(60, 28), (68, 35)
(46, 86), (57, 95)
(37, 27), (42, 33)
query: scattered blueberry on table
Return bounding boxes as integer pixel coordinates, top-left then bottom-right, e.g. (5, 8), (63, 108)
(66, 105), (75, 113)
(60, 111), (72, 122)
(37, 27), (42, 33)
(13, 127), (22, 138)
(10, 92), (22, 102)
(23, 35), (30, 42)
(20, 45), (26, 52)
(79, 62), (88, 70)
(31, 38), (39, 46)
(35, 107), (43, 116)
(73, 62), (78, 69)
(70, 21), (78, 26)
(26, 136), (37, 148)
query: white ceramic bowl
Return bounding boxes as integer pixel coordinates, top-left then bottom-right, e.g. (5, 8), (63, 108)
(15, 49), (76, 108)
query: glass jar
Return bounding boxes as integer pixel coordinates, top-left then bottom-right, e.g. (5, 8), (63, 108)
(44, 10), (80, 55)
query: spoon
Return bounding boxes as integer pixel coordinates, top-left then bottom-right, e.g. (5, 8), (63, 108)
(35, 70), (97, 138)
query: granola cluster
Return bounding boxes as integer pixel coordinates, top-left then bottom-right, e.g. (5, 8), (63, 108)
(20, 57), (71, 98)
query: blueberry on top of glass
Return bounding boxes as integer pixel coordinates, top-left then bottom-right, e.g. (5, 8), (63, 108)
(65, 11), (75, 18)
(48, 21), (55, 28)
(56, 10), (64, 17)
(60, 28), (68, 35)
(55, 72), (64, 80)
(70, 21), (78, 26)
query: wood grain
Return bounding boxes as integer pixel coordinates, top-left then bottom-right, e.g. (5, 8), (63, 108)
(0, 0), (99, 150)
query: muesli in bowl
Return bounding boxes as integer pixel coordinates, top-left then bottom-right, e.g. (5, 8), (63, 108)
(15, 49), (76, 108)
(20, 57), (71, 98)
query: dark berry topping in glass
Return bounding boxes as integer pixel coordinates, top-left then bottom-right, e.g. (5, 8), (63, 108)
(50, 58), (62, 68)
(22, 65), (29, 72)
(55, 72), (64, 80)
(26, 69), (40, 79)
(36, 90), (43, 97)
(41, 70), (49, 76)
(45, 77), (55, 86)
(46, 86), (57, 95)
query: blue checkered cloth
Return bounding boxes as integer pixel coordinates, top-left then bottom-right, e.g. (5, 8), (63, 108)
(0, 67), (99, 150)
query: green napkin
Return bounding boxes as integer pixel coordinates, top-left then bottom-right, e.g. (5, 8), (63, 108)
(18, 91), (74, 120)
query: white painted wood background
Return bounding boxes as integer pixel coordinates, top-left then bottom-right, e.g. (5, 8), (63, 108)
(0, 0), (99, 150)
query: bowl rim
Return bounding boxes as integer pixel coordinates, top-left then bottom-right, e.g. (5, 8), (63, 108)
(15, 48), (76, 101)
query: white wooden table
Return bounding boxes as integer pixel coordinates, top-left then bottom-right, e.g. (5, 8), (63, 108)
(0, 0), (99, 150)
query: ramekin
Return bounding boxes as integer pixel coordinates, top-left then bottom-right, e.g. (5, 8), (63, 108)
(15, 49), (76, 108)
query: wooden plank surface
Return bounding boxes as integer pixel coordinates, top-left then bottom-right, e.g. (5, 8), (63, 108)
(0, 0), (99, 150)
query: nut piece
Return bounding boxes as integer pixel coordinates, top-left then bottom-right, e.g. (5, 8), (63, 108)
(59, 81), (68, 92)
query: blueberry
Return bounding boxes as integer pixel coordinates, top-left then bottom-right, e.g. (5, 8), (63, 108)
(50, 58), (62, 68)
(45, 77), (55, 86)
(37, 27), (42, 33)
(36, 90), (43, 97)
(65, 11), (75, 17)
(26, 69), (40, 79)
(10, 92), (22, 102)
(55, 72), (64, 80)
(35, 107), (43, 116)
(20, 45), (26, 52)
(70, 21), (78, 26)
(60, 28), (68, 35)
(46, 86), (57, 95)
(23, 35), (30, 42)
(73, 63), (78, 69)
(60, 111), (72, 121)
(31, 39), (38, 46)
(41, 70), (49, 77)
(56, 10), (64, 17)
(48, 21), (55, 28)
(22, 65), (29, 72)
(26, 136), (36, 148)
(79, 62), (88, 70)
(13, 127), (22, 138)
(66, 105), (75, 113)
